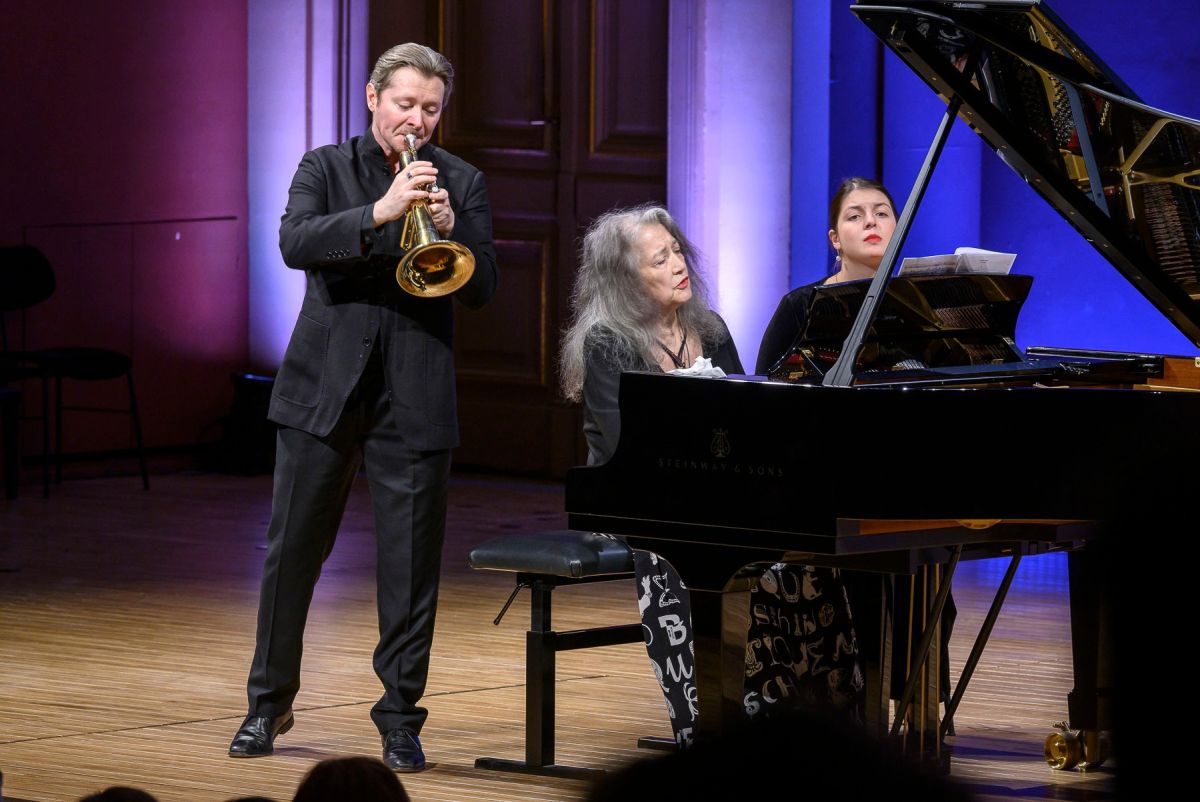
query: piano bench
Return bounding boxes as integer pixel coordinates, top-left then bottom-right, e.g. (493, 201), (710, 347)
(468, 530), (667, 780)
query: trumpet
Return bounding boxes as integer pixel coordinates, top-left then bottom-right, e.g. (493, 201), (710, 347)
(396, 133), (475, 297)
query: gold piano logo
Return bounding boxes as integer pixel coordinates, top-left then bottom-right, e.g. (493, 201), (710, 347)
(711, 428), (731, 458)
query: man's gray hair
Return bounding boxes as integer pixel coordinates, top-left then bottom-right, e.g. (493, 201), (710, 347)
(559, 205), (721, 402)
(370, 43), (454, 103)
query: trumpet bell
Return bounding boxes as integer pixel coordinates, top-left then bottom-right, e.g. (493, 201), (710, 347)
(394, 132), (475, 298)
(397, 240), (476, 297)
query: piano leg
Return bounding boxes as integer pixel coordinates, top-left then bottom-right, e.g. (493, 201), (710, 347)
(1047, 530), (1114, 773)
(866, 556), (955, 774)
(897, 567), (945, 764)
(688, 587), (752, 741)
(846, 571), (893, 739)
(1067, 544), (1111, 734)
(850, 557), (956, 757)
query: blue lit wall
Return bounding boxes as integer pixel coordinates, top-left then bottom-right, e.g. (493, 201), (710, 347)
(975, 0), (1199, 354)
(793, 0), (1200, 356)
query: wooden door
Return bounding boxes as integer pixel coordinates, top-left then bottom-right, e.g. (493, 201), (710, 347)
(370, 0), (668, 476)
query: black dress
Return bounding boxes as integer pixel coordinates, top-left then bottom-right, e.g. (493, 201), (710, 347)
(755, 280), (823, 375)
(581, 316), (864, 745)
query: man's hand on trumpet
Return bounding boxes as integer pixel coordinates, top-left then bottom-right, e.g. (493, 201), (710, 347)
(372, 159), (442, 228)
(425, 185), (455, 237)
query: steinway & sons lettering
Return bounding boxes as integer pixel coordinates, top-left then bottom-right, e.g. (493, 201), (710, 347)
(656, 456), (785, 479)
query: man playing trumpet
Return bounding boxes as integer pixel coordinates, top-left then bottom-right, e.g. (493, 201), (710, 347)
(228, 42), (498, 772)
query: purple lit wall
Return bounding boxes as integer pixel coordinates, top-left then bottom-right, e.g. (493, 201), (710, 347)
(667, 0), (795, 365)
(0, 2), (247, 238)
(0, 1), (249, 452)
(247, 2), (310, 370)
(247, 0), (368, 370)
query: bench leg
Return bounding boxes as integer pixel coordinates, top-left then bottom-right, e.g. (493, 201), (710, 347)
(475, 577), (648, 780)
(525, 582), (559, 769)
(475, 580), (607, 780)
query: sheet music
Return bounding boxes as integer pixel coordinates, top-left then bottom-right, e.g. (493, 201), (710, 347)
(898, 247), (1017, 276)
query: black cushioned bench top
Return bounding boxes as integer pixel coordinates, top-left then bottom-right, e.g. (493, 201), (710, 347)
(468, 530), (635, 579)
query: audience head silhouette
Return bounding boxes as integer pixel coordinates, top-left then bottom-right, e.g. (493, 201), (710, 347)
(292, 756), (411, 802)
(587, 709), (976, 802)
(78, 788), (159, 802)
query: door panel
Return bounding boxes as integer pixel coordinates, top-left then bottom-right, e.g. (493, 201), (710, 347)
(440, 1), (554, 155)
(456, 234), (550, 384)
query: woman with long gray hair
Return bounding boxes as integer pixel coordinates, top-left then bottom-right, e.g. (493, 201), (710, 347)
(561, 203), (865, 746)
(561, 205), (732, 451)
(560, 204), (740, 746)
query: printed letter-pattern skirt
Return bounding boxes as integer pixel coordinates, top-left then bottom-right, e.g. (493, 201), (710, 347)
(635, 553), (864, 746)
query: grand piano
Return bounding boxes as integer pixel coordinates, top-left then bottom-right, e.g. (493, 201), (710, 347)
(566, 0), (1200, 775)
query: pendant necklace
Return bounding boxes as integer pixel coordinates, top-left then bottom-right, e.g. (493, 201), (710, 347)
(658, 326), (688, 369)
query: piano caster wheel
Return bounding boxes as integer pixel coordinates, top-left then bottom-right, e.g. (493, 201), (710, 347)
(1045, 723), (1109, 770)
(1044, 727), (1081, 770)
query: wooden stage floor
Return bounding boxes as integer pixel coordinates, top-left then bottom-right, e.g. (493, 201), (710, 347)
(0, 468), (1117, 801)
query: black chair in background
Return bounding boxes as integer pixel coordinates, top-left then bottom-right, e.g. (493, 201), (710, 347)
(0, 244), (149, 496)
(0, 382), (21, 499)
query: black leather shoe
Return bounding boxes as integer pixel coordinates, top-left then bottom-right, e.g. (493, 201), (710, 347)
(228, 710), (294, 757)
(382, 728), (426, 772)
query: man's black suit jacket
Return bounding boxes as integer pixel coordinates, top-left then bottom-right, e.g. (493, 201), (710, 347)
(269, 132), (498, 450)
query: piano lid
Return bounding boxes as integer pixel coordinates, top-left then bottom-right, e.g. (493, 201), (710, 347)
(851, 1), (1200, 346)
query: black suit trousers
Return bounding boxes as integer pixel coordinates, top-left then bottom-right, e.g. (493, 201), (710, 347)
(246, 349), (451, 734)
